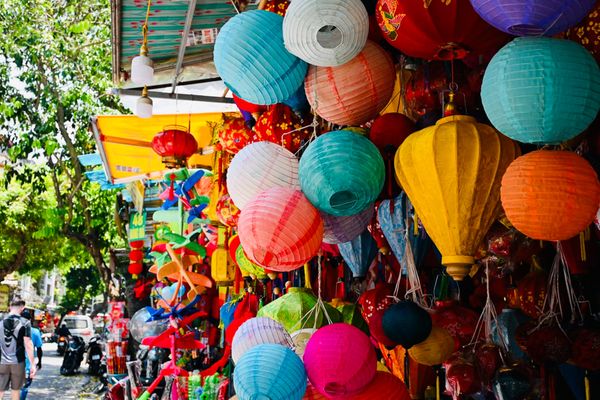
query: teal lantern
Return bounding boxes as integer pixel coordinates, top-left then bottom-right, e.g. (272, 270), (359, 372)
(481, 37), (600, 145)
(299, 131), (384, 216)
(214, 10), (308, 105)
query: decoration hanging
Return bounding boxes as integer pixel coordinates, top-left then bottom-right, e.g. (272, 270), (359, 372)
(151, 125), (198, 168)
(231, 317), (294, 364)
(322, 205), (374, 245)
(338, 230), (378, 278)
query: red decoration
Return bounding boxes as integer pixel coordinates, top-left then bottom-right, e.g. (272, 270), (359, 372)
(515, 264), (547, 319)
(232, 94), (267, 115)
(252, 103), (310, 153)
(431, 300), (479, 349)
(128, 262), (143, 277)
(216, 194), (240, 227)
(517, 322), (572, 365)
(263, 0), (291, 16)
(369, 113), (414, 153)
(571, 328), (600, 371)
(475, 344), (502, 386)
(129, 249), (144, 263)
(217, 114), (253, 154)
(445, 353), (480, 396)
(358, 283), (397, 347)
(152, 125), (198, 168)
(375, 0), (507, 60)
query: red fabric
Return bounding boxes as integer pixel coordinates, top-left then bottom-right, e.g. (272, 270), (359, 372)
(358, 283), (397, 347)
(263, 0), (290, 16)
(232, 94), (267, 114)
(252, 103), (310, 153)
(217, 114), (252, 154)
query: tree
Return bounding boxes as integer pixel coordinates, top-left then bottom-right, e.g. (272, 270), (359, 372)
(0, 0), (128, 293)
(59, 264), (103, 313)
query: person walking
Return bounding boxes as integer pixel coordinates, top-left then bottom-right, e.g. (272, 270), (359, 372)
(0, 298), (36, 400)
(19, 310), (42, 400)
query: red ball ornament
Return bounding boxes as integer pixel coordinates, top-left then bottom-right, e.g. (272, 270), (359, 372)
(128, 262), (143, 277)
(129, 249), (144, 263)
(152, 125), (198, 168)
(369, 113), (415, 153)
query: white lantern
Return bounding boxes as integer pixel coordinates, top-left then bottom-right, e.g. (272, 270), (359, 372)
(232, 317), (294, 364)
(291, 328), (317, 358)
(227, 141), (300, 210)
(283, 0), (369, 67)
(135, 88), (153, 119)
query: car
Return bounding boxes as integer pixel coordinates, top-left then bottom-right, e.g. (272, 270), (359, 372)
(61, 315), (95, 344)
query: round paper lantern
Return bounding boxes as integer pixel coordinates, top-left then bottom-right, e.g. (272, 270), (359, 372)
(358, 283), (397, 347)
(369, 113), (415, 153)
(238, 188), (323, 271)
(375, 0), (507, 60)
(151, 125), (198, 168)
(232, 317), (294, 364)
(395, 115), (519, 280)
(501, 150), (600, 241)
(214, 10), (308, 105)
(305, 41), (395, 126)
(227, 141), (299, 210)
(322, 205), (374, 244)
(234, 344), (307, 400)
(283, 0), (369, 67)
(299, 130), (385, 216)
(408, 325), (455, 366)
(304, 323), (377, 397)
(470, 0), (595, 36)
(347, 372), (410, 400)
(382, 301), (432, 348)
(482, 37), (600, 145)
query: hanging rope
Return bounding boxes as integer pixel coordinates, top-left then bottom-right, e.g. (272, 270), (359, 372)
(141, 0), (153, 55)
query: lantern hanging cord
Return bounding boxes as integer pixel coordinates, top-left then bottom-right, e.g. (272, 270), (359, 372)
(141, 0), (152, 54)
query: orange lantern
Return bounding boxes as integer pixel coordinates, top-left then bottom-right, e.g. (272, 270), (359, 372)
(501, 150), (600, 241)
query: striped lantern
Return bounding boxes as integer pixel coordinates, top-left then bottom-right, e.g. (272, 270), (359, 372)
(238, 188), (323, 272)
(234, 344), (307, 400)
(232, 317), (294, 364)
(500, 150), (600, 241)
(227, 141), (299, 210)
(470, 0), (595, 36)
(214, 10), (308, 105)
(482, 37), (600, 144)
(322, 205), (374, 244)
(303, 323), (377, 397)
(299, 130), (385, 217)
(305, 41), (395, 126)
(283, 0), (369, 67)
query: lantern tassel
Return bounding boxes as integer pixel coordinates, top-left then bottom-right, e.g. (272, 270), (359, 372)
(168, 173), (176, 201)
(303, 263), (312, 289)
(579, 231), (587, 261)
(585, 370), (591, 400)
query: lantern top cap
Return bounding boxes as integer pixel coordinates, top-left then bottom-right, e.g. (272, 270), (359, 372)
(435, 115), (476, 126)
(161, 124), (189, 133)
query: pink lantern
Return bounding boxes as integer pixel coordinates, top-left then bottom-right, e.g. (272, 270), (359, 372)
(238, 188), (323, 272)
(304, 323), (377, 398)
(305, 41), (395, 126)
(348, 372), (411, 400)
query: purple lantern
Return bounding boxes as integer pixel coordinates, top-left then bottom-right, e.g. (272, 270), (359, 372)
(321, 205), (374, 245)
(469, 0), (596, 36)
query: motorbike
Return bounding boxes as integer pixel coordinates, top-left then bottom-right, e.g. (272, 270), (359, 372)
(60, 335), (86, 375)
(87, 335), (105, 376)
(57, 335), (68, 356)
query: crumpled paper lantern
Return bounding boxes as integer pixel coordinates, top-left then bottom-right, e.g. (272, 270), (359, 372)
(358, 283), (397, 347)
(305, 41), (395, 126)
(283, 0), (369, 67)
(470, 0), (595, 36)
(501, 150), (600, 240)
(238, 188), (323, 271)
(234, 344), (307, 400)
(382, 301), (432, 349)
(408, 325), (455, 366)
(347, 372), (410, 400)
(482, 37), (600, 144)
(395, 115), (518, 280)
(304, 323), (377, 397)
(227, 141), (299, 210)
(216, 194), (240, 227)
(338, 230), (378, 278)
(322, 205), (374, 244)
(232, 317), (294, 364)
(299, 130), (385, 216)
(252, 103), (311, 153)
(214, 10), (308, 105)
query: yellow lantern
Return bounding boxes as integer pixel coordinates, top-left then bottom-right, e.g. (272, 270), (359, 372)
(408, 325), (455, 366)
(395, 115), (518, 280)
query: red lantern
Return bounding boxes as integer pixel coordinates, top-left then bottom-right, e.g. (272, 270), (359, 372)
(515, 263), (547, 319)
(232, 94), (267, 115)
(128, 262), (143, 278)
(369, 113), (414, 153)
(152, 125), (198, 168)
(375, 0), (507, 60)
(217, 114), (252, 154)
(252, 103), (310, 153)
(518, 323), (571, 365)
(431, 300), (479, 349)
(571, 328), (600, 371)
(263, 0), (291, 16)
(129, 250), (144, 263)
(445, 353), (480, 396)
(475, 344), (502, 386)
(358, 283), (397, 347)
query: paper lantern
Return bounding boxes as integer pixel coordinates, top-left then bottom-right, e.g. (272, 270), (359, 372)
(369, 113), (414, 153)
(375, 0), (507, 60)
(358, 284), (397, 347)
(216, 194), (240, 227)
(382, 301), (432, 348)
(446, 356), (481, 396)
(304, 323), (377, 397)
(322, 205), (374, 244)
(151, 125), (198, 168)
(475, 344), (502, 384)
(338, 230), (378, 278)
(482, 37), (600, 145)
(217, 114), (252, 154)
(431, 300), (480, 349)
(234, 344), (307, 400)
(252, 103), (311, 153)
(571, 328), (600, 371)
(395, 115), (518, 280)
(299, 130), (385, 216)
(214, 10), (308, 105)
(264, 0), (291, 16)
(470, 0), (595, 36)
(515, 264), (547, 319)
(305, 41), (395, 126)
(519, 324), (572, 364)
(564, 2), (600, 63)
(227, 141), (299, 210)
(347, 372), (410, 400)
(238, 188), (323, 271)
(283, 0), (369, 67)
(408, 325), (455, 366)
(232, 317), (294, 364)
(492, 365), (532, 400)
(501, 150), (600, 241)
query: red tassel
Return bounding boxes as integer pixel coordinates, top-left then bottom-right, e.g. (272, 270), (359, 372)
(168, 173), (176, 201)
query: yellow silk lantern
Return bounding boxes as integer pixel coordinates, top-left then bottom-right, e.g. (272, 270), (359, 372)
(395, 115), (518, 280)
(408, 325), (455, 366)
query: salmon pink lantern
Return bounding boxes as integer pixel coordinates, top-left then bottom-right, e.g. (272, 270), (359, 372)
(151, 125), (198, 168)
(305, 41), (395, 126)
(348, 372), (410, 400)
(238, 188), (323, 272)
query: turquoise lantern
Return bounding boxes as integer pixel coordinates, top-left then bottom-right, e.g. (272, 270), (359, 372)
(299, 130), (385, 216)
(214, 10), (308, 105)
(481, 37), (600, 145)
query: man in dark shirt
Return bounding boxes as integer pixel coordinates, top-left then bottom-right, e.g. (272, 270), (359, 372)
(55, 323), (71, 338)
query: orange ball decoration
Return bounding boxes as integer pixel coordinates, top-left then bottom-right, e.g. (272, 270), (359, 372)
(501, 150), (600, 240)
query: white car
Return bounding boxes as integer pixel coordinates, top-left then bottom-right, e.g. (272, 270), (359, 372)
(62, 315), (95, 344)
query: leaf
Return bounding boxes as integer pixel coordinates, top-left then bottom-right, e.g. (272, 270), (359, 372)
(44, 140), (58, 156)
(69, 21), (91, 34)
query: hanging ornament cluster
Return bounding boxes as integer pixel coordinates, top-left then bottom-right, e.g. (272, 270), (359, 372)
(128, 240), (145, 279)
(132, 0), (155, 118)
(151, 125), (198, 168)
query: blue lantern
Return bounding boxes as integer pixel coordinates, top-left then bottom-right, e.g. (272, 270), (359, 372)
(482, 37), (600, 145)
(299, 130), (385, 216)
(338, 230), (378, 278)
(214, 10), (308, 105)
(382, 301), (432, 348)
(234, 344), (307, 400)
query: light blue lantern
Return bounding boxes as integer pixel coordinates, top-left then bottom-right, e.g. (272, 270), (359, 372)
(234, 344), (307, 400)
(338, 230), (378, 278)
(299, 130), (385, 216)
(214, 10), (308, 105)
(481, 37), (600, 145)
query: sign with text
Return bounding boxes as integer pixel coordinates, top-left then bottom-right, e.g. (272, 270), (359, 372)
(128, 211), (146, 243)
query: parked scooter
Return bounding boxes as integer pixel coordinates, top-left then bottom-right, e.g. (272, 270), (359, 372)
(87, 335), (105, 376)
(60, 335), (86, 375)
(57, 335), (68, 356)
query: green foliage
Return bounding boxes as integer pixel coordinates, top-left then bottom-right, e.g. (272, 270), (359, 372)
(59, 263), (104, 312)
